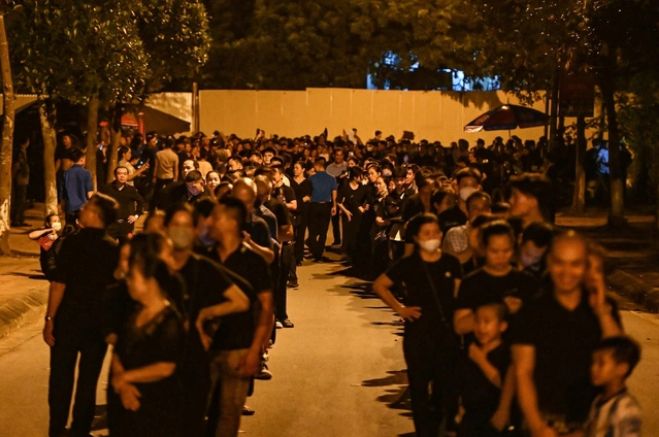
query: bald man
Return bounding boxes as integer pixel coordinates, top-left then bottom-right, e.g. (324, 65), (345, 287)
(231, 179), (275, 265)
(511, 232), (622, 437)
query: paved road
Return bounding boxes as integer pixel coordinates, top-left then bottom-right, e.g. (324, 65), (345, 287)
(0, 258), (658, 437)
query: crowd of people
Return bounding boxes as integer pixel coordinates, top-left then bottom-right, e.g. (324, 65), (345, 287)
(27, 126), (643, 437)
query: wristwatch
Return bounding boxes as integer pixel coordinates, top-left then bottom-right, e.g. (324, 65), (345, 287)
(45, 316), (53, 322)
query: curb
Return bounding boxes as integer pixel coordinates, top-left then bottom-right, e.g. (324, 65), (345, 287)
(0, 289), (48, 340)
(608, 269), (659, 313)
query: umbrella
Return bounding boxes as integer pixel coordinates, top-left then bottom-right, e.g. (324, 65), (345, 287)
(464, 104), (548, 133)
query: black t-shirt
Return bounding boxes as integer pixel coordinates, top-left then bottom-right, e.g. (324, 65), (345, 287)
(273, 185), (296, 207)
(385, 252), (463, 335)
(206, 244), (273, 351)
(176, 254), (234, 322)
(338, 183), (368, 213)
(438, 206), (467, 235)
(510, 291), (621, 423)
(460, 342), (511, 414)
(116, 305), (184, 401)
(264, 197), (291, 230)
(54, 228), (119, 326)
(456, 268), (540, 311)
(244, 214), (273, 249)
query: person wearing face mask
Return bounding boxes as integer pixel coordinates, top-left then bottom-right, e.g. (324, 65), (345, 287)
(443, 191), (493, 274)
(164, 203), (251, 437)
(108, 235), (185, 437)
(158, 170), (210, 211)
(518, 221), (554, 279)
(373, 214), (463, 437)
(30, 214), (65, 282)
(454, 167), (483, 215)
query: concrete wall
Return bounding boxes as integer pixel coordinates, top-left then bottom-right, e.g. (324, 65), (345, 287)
(199, 88), (571, 144)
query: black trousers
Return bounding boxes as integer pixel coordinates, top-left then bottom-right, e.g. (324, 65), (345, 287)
(331, 213), (342, 245)
(293, 211), (308, 264)
(403, 332), (459, 437)
(276, 243), (295, 319)
(307, 203), (332, 260)
(49, 317), (108, 437)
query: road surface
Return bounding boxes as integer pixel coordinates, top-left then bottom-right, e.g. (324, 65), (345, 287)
(0, 259), (657, 437)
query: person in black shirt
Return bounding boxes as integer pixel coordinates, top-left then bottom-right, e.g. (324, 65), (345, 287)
(337, 167), (368, 262)
(231, 178), (275, 265)
(459, 303), (511, 437)
(290, 161), (312, 265)
(108, 235), (184, 437)
(454, 220), (539, 336)
(157, 169), (210, 211)
(373, 213), (463, 437)
(43, 193), (120, 437)
(272, 165), (300, 288)
(163, 203), (250, 437)
(101, 166), (145, 239)
(511, 232), (623, 436)
(205, 197), (274, 437)
(432, 188), (467, 236)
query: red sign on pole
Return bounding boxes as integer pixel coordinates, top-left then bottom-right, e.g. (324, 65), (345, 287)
(560, 74), (595, 117)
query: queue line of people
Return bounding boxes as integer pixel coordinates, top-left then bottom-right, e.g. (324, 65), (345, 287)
(34, 127), (644, 437)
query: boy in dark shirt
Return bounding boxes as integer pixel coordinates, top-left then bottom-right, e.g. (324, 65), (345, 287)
(459, 302), (512, 437)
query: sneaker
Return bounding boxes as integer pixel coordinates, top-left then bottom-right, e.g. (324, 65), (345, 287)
(275, 320), (283, 329)
(282, 318), (295, 328)
(255, 363), (273, 380)
(242, 405), (255, 416)
(287, 280), (299, 288)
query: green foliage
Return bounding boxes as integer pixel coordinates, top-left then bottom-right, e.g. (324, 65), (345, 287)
(10, 0), (211, 104)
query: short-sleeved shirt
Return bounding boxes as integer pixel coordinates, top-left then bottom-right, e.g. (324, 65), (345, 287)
(385, 251), (463, 335)
(244, 214), (273, 249)
(61, 164), (93, 212)
(443, 224), (469, 254)
(326, 161), (347, 178)
(264, 198), (291, 231)
(585, 391), (642, 437)
(510, 291), (621, 423)
(456, 268), (540, 311)
(254, 207), (278, 243)
(154, 148), (179, 180)
(460, 342), (511, 413)
(338, 183), (368, 213)
(309, 171), (338, 203)
(438, 206), (467, 235)
(206, 244), (273, 351)
(54, 228), (119, 326)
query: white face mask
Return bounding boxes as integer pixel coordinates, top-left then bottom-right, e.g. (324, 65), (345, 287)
(418, 239), (441, 253)
(51, 222), (62, 232)
(459, 186), (479, 201)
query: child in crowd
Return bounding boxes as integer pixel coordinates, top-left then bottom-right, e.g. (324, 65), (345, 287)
(518, 221), (554, 279)
(459, 302), (513, 437)
(455, 220), (539, 336)
(567, 336), (642, 437)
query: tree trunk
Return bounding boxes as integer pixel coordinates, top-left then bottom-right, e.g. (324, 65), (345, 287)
(106, 104), (122, 183)
(40, 101), (58, 216)
(572, 114), (587, 213)
(602, 78), (624, 228)
(85, 95), (100, 190)
(0, 12), (15, 256)
(548, 69), (560, 151)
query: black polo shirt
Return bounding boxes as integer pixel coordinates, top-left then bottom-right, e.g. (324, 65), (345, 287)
(510, 291), (621, 423)
(205, 244), (273, 351)
(53, 228), (119, 326)
(100, 182), (145, 219)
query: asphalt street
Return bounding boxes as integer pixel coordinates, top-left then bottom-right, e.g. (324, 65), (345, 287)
(0, 258), (658, 437)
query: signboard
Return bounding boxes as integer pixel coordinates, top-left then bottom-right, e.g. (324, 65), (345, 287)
(560, 74), (595, 117)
